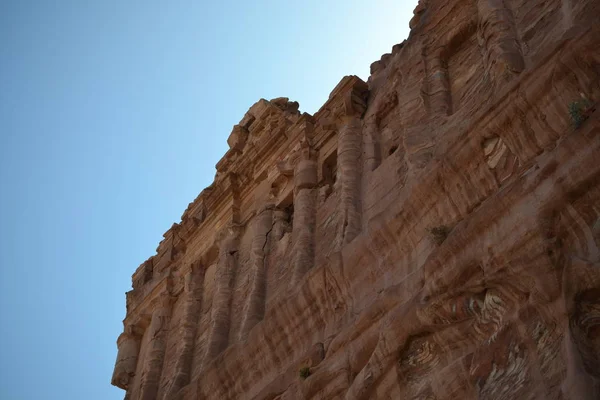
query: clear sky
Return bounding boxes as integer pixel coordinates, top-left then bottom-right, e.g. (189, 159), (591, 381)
(0, 1), (412, 399)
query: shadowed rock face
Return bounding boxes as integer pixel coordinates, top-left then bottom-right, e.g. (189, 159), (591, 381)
(112, 0), (600, 399)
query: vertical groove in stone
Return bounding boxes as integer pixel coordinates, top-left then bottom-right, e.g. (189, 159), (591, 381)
(239, 207), (273, 341)
(139, 295), (174, 400)
(292, 159), (318, 284)
(423, 48), (453, 116)
(363, 118), (381, 172)
(162, 264), (205, 399)
(205, 229), (238, 362)
(477, 0), (525, 74)
(338, 116), (363, 245)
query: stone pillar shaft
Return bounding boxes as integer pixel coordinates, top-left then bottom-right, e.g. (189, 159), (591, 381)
(292, 159), (318, 284)
(111, 331), (141, 390)
(338, 116), (363, 245)
(205, 231), (238, 361)
(240, 207), (273, 341)
(139, 295), (173, 400)
(161, 267), (204, 399)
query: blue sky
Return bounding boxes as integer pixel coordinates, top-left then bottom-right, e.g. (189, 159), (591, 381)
(0, 1), (412, 399)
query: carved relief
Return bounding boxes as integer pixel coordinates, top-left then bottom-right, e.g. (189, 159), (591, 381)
(112, 3), (600, 400)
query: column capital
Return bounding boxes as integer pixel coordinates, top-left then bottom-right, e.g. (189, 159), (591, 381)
(120, 324), (143, 342)
(299, 135), (317, 162)
(294, 159), (318, 190)
(215, 223), (242, 253)
(317, 75), (369, 129)
(150, 290), (176, 311)
(180, 260), (205, 292)
(117, 332), (135, 346)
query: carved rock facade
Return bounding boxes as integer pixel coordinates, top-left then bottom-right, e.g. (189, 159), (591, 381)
(112, 0), (600, 398)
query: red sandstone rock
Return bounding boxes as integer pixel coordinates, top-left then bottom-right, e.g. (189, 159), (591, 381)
(112, 0), (600, 398)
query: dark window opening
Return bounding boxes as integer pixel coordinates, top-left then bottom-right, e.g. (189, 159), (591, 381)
(284, 203), (294, 229)
(274, 192), (294, 240)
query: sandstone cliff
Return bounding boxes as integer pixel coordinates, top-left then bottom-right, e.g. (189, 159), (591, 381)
(112, 0), (600, 399)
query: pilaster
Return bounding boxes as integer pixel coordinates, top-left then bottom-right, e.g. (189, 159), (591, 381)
(139, 293), (175, 400)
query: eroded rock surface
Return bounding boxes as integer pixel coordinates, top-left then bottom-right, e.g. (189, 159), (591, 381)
(112, 0), (600, 398)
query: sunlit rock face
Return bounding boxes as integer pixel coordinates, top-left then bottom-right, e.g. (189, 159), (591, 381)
(112, 0), (600, 398)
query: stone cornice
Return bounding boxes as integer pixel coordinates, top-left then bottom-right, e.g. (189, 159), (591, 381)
(124, 275), (174, 327)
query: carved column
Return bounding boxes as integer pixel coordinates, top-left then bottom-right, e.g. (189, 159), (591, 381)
(291, 149), (318, 284)
(205, 226), (239, 361)
(162, 263), (204, 399)
(111, 326), (142, 390)
(338, 114), (364, 245)
(239, 205), (274, 341)
(477, 0), (524, 74)
(139, 293), (174, 400)
(322, 76), (367, 247)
